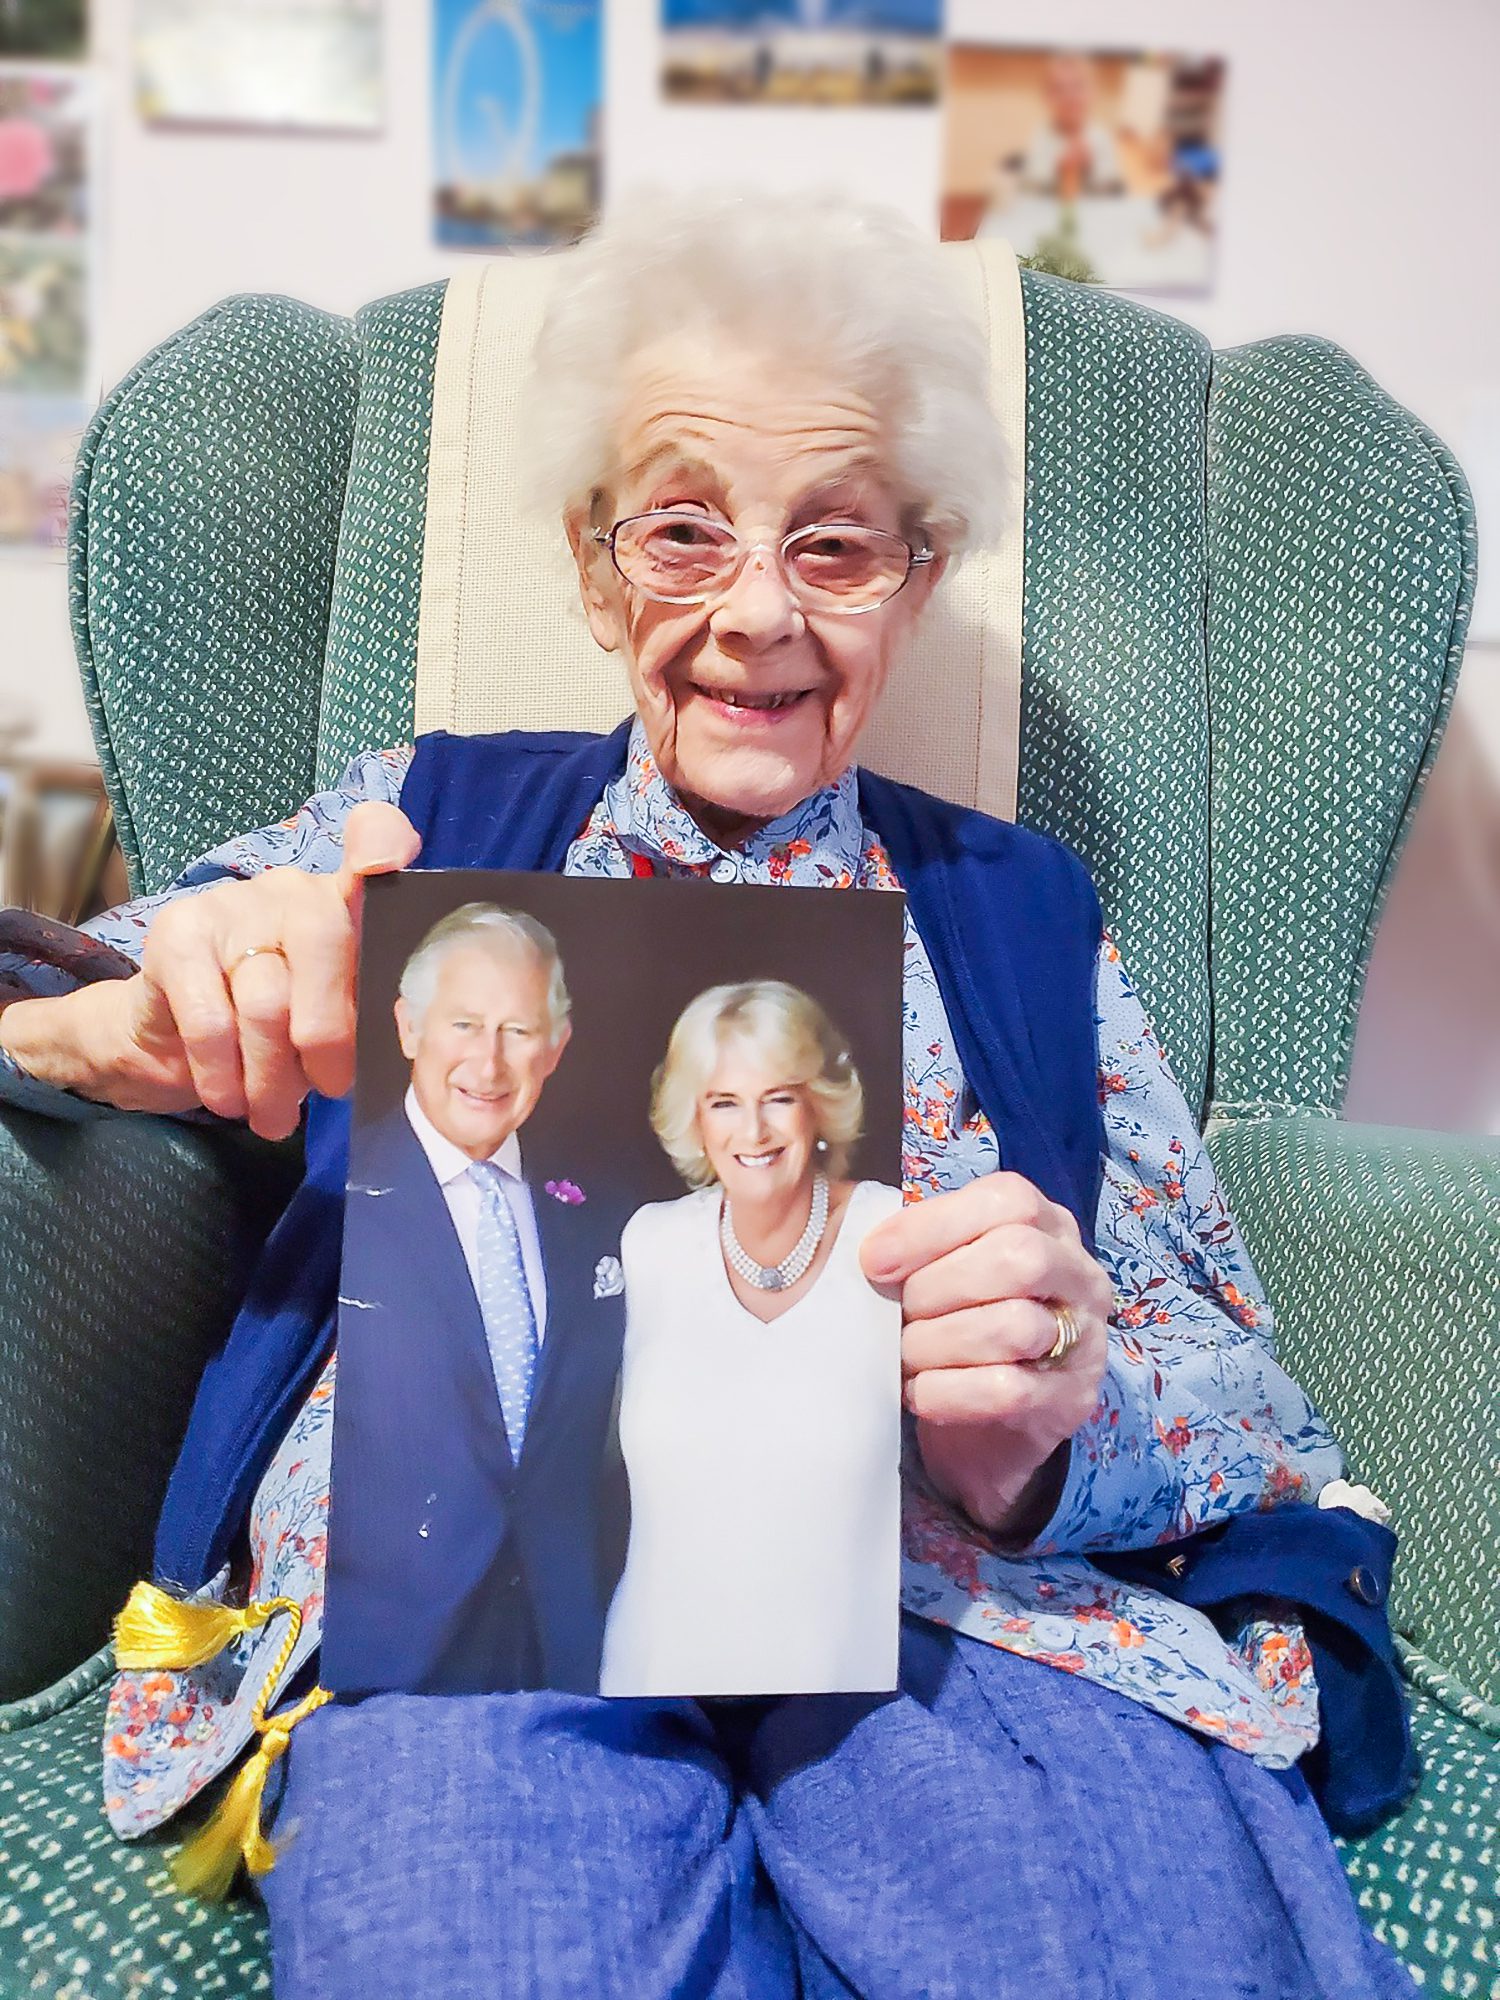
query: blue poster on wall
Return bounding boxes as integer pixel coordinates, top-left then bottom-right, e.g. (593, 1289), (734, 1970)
(433, 0), (601, 249)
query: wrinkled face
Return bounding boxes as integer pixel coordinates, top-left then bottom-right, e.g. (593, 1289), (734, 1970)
(569, 337), (945, 838)
(394, 943), (569, 1162)
(696, 1037), (821, 1209)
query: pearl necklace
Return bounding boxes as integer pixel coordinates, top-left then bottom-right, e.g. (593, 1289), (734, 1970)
(720, 1173), (830, 1292)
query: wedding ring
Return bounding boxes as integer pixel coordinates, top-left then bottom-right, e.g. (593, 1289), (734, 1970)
(1040, 1304), (1081, 1367)
(226, 943), (289, 979)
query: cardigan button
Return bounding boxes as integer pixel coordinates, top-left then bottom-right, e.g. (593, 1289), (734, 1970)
(1346, 1565), (1383, 1608)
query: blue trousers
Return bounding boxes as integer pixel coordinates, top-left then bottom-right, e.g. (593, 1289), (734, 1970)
(259, 1618), (1414, 1999)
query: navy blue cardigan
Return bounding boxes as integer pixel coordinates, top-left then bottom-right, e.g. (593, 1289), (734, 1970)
(149, 724), (1411, 1831)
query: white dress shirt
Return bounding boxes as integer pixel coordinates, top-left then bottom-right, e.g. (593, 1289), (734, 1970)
(402, 1085), (548, 1340)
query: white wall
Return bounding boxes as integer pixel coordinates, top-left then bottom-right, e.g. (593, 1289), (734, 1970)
(3, 0), (1497, 1130)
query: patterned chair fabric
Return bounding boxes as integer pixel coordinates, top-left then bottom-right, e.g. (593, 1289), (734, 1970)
(0, 265), (1485, 1997)
(1208, 1113), (1500, 1714)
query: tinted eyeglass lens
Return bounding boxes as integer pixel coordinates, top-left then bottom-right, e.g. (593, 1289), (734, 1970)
(614, 515), (737, 597)
(784, 526), (911, 609)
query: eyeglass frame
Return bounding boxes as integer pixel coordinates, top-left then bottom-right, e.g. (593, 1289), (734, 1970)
(589, 509), (936, 616)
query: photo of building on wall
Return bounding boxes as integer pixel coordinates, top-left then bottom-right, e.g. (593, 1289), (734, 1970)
(661, 0), (942, 108)
(433, 0), (601, 249)
(942, 44), (1226, 295)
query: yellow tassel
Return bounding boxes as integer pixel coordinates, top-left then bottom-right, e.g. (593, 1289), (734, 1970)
(161, 1584), (332, 1901)
(114, 1580), (298, 1671)
(169, 1693), (332, 1899)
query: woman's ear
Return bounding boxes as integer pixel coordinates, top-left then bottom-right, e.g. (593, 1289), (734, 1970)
(566, 503), (624, 654)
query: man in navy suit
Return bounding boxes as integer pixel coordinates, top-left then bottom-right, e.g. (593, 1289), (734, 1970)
(323, 903), (629, 1698)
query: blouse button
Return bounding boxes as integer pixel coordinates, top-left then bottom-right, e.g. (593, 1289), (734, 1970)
(710, 855), (739, 884)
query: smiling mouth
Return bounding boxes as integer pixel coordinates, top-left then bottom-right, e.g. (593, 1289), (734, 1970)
(457, 1087), (509, 1107)
(690, 682), (814, 713)
(734, 1149), (785, 1169)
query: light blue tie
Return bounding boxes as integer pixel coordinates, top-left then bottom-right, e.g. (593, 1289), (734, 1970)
(468, 1160), (539, 1461)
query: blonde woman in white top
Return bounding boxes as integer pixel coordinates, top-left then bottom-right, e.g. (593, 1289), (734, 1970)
(600, 981), (902, 1698)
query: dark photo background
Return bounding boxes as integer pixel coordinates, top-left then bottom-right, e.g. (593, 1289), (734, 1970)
(354, 868), (905, 1196)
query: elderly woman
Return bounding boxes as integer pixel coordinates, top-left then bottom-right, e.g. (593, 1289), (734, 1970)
(0, 192), (1414, 1998)
(600, 980), (902, 1697)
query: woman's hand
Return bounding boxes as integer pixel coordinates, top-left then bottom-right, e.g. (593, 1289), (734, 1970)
(860, 1171), (1114, 1542)
(0, 802), (421, 1138)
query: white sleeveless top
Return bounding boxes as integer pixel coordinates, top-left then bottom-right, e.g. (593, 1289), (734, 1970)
(599, 1179), (903, 1698)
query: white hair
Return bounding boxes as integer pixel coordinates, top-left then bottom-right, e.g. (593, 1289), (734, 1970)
(650, 980), (864, 1190)
(398, 903), (571, 1040)
(524, 188), (1006, 557)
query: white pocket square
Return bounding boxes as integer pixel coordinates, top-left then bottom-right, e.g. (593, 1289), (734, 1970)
(593, 1255), (624, 1300)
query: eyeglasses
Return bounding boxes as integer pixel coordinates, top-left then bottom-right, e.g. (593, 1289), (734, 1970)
(591, 511), (934, 615)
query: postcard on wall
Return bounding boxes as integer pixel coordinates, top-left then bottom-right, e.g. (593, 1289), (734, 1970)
(0, 392), (84, 549)
(432, 0), (600, 250)
(0, 63), (91, 551)
(0, 67), (87, 234)
(661, 0), (942, 107)
(324, 869), (905, 1700)
(133, 0), (383, 132)
(0, 0), (87, 60)
(941, 42), (1226, 295)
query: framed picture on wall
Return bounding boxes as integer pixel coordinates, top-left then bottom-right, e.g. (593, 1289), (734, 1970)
(942, 43), (1226, 296)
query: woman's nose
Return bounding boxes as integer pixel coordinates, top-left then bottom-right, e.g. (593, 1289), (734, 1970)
(708, 547), (805, 649)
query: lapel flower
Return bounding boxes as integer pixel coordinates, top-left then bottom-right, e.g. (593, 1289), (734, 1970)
(544, 1178), (586, 1205)
(593, 1255), (624, 1300)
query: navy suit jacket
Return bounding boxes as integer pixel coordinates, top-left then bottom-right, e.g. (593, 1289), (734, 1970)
(321, 1099), (628, 1696)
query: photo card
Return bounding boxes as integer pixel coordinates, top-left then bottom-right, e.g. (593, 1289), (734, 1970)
(325, 867), (906, 1701)
(942, 42), (1226, 295)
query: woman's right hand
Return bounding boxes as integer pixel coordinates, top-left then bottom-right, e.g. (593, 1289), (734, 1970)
(0, 802), (421, 1137)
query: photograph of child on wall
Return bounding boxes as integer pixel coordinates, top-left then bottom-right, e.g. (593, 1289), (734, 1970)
(324, 867), (905, 1703)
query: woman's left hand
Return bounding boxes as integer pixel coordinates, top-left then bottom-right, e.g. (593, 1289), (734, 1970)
(860, 1172), (1114, 1542)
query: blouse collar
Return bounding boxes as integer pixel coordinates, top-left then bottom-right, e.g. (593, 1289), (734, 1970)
(600, 719), (865, 886)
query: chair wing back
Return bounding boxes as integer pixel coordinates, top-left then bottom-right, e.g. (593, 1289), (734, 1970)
(1204, 337), (1475, 1118)
(69, 295), (359, 896)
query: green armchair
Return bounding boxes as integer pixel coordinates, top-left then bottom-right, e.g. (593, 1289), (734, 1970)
(0, 269), (1494, 1998)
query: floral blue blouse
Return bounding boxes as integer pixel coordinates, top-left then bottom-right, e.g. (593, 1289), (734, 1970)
(7, 726), (1344, 1834)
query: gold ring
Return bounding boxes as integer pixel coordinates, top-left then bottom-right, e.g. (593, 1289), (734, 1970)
(226, 943), (289, 979)
(1040, 1304), (1081, 1366)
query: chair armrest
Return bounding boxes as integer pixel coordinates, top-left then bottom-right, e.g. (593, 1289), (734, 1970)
(0, 1104), (302, 1700)
(1206, 1111), (1499, 1712)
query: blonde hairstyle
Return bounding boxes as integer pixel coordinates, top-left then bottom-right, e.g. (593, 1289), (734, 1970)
(398, 903), (570, 1039)
(650, 981), (864, 1190)
(524, 187), (1006, 557)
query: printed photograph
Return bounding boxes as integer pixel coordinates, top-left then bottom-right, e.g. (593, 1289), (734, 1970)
(0, 391), (82, 549)
(432, 0), (600, 249)
(0, 69), (87, 234)
(132, 0), (383, 132)
(661, 0), (942, 109)
(942, 43), (1226, 295)
(0, 237), (86, 396)
(0, 0), (87, 60)
(325, 869), (905, 1701)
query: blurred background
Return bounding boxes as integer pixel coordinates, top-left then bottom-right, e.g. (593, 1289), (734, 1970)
(0, 0), (1496, 1132)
